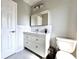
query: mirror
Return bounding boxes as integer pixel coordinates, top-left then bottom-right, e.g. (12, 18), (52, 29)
(30, 10), (48, 26)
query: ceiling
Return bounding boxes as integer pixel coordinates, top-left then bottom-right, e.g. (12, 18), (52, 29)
(23, 0), (42, 6)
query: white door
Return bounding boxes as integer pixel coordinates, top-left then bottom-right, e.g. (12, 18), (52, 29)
(7, 0), (17, 56)
(1, 0), (17, 58)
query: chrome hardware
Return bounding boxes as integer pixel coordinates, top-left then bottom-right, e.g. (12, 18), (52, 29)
(36, 39), (38, 41)
(11, 31), (15, 33)
(36, 46), (38, 48)
(26, 42), (28, 44)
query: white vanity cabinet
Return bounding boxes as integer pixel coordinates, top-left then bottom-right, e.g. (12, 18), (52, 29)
(24, 32), (50, 57)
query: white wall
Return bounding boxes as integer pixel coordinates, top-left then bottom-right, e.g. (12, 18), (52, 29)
(13, 0), (31, 26)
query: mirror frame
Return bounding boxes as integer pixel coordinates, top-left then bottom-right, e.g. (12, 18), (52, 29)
(30, 10), (48, 26)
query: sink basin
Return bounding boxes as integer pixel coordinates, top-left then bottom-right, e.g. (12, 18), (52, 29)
(31, 28), (48, 34)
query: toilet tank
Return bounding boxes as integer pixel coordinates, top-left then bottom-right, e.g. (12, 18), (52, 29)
(56, 37), (76, 53)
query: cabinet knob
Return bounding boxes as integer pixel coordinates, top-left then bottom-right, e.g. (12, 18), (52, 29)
(26, 37), (28, 39)
(36, 46), (38, 48)
(36, 39), (38, 41)
(26, 42), (28, 44)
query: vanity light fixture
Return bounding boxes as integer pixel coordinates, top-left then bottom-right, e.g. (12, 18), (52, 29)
(33, 3), (44, 11)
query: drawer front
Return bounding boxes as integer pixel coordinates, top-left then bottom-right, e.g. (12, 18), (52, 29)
(24, 41), (45, 57)
(24, 41), (30, 48)
(24, 35), (45, 44)
(24, 41), (36, 51)
(33, 43), (45, 57)
(34, 37), (45, 44)
(24, 40), (30, 48)
(24, 34), (33, 42)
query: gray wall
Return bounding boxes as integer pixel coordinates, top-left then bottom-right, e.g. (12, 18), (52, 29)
(47, 0), (77, 57)
(31, 0), (77, 57)
(13, 0), (31, 26)
(47, 0), (77, 46)
(31, 0), (77, 44)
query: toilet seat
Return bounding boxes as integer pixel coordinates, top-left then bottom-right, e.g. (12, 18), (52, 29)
(56, 51), (75, 59)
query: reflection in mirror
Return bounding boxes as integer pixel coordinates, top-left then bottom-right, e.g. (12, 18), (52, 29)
(30, 10), (48, 26)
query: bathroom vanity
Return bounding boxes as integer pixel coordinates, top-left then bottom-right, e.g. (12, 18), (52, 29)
(24, 32), (50, 57)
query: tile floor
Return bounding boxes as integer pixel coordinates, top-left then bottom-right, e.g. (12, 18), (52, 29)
(5, 49), (41, 59)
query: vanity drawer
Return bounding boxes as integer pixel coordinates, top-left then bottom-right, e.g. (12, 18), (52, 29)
(24, 42), (38, 53)
(33, 34), (45, 39)
(33, 43), (45, 57)
(24, 35), (32, 41)
(24, 33), (46, 41)
(34, 37), (45, 44)
(24, 41), (30, 48)
(24, 36), (45, 44)
(24, 41), (36, 50)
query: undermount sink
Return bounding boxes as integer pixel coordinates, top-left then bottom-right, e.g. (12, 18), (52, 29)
(31, 28), (48, 34)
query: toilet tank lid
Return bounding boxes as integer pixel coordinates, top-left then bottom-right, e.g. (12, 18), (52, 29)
(56, 37), (76, 43)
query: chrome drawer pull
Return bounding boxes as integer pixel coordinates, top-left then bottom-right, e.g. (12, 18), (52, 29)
(11, 31), (16, 33)
(26, 37), (28, 38)
(36, 39), (38, 41)
(26, 42), (28, 44)
(36, 46), (38, 48)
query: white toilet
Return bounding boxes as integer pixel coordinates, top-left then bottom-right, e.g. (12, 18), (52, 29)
(56, 37), (76, 59)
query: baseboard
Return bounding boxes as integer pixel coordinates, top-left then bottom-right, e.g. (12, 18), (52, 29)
(24, 47), (43, 58)
(16, 48), (24, 53)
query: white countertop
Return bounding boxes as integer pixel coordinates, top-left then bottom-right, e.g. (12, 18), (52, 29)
(24, 31), (50, 36)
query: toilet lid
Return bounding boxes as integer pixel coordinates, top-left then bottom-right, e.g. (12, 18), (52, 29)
(56, 51), (75, 59)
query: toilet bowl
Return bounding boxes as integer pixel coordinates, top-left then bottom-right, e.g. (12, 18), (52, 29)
(56, 51), (75, 59)
(56, 37), (76, 59)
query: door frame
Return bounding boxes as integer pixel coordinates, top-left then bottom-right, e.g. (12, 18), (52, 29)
(0, 0), (1, 58)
